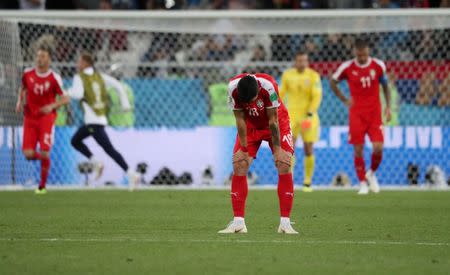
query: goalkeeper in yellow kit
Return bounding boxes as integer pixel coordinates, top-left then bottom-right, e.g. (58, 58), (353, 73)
(280, 51), (322, 192)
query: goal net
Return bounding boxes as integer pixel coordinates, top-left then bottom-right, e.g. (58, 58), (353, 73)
(0, 10), (449, 188)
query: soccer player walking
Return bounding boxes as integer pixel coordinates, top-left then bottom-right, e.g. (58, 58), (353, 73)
(280, 51), (322, 192)
(68, 52), (139, 189)
(331, 39), (391, 195)
(16, 45), (70, 194)
(219, 73), (298, 234)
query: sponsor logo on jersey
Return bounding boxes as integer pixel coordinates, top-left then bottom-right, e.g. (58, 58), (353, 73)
(256, 99), (263, 108)
(304, 79), (310, 86)
(370, 69), (376, 79)
(30, 77), (34, 83)
(352, 70), (358, 76)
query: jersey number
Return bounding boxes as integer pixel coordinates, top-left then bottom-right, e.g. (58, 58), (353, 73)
(33, 83), (45, 95)
(92, 81), (105, 109)
(248, 108), (259, 117)
(360, 76), (371, 88)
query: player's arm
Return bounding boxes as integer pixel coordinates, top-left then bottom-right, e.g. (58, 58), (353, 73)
(330, 73), (351, 108)
(15, 87), (26, 113)
(40, 74), (70, 114)
(233, 109), (250, 164)
(379, 64), (392, 122)
(267, 107), (290, 167)
(101, 73), (131, 111)
(267, 108), (281, 151)
(308, 74), (323, 115)
(234, 110), (248, 148)
(16, 73), (28, 113)
(302, 74), (323, 129)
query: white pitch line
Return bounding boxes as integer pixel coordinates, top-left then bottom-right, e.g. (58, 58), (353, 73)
(0, 238), (448, 247)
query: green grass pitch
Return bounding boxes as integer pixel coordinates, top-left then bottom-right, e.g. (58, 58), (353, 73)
(0, 190), (449, 274)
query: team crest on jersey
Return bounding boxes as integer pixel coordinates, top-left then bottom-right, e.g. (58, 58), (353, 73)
(304, 79), (310, 86)
(44, 81), (50, 91)
(256, 99), (264, 108)
(30, 77), (34, 83)
(370, 69), (376, 80)
(352, 70), (358, 76)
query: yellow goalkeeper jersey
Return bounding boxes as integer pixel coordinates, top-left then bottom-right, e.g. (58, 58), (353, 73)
(280, 67), (322, 115)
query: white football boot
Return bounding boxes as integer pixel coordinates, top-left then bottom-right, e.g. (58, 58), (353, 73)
(127, 170), (140, 191)
(218, 218), (247, 234)
(357, 181), (369, 195)
(366, 169), (380, 193)
(277, 218), (299, 234)
(93, 161), (104, 180)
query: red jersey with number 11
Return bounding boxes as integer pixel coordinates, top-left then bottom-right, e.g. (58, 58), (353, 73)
(21, 67), (64, 118)
(332, 57), (386, 113)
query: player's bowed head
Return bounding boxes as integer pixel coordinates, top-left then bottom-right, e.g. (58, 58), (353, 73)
(237, 75), (259, 104)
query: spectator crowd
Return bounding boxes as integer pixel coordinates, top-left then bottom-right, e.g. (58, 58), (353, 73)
(1, 0), (449, 10)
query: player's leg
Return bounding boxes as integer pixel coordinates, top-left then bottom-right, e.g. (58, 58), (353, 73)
(91, 125), (129, 172)
(90, 125), (139, 189)
(71, 125), (104, 180)
(22, 117), (40, 161)
(301, 115), (319, 192)
(349, 112), (369, 195)
(366, 122), (384, 193)
(302, 142), (314, 191)
(35, 115), (56, 193)
(218, 134), (257, 234)
(71, 125), (94, 159)
(271, 129), (298, 234)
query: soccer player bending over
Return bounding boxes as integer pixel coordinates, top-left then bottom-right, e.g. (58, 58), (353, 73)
(68, 52), (139, 189)
(16, 45), (70, 194)
(331, 39), (391, 195)
(219, 73), (298, 234)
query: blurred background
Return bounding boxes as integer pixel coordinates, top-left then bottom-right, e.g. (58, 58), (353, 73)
(0, 3), (448, 189)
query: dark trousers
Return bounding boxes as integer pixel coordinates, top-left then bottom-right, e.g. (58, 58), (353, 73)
(71, 124), (129, 172)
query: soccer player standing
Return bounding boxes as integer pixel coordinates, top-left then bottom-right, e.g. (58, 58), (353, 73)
(68, 52), (139, 189)
(331, 39), (391, 195)
(218, 73), (298, 234)
(280, 51), (322, 192)
(15, 45), (70, 194)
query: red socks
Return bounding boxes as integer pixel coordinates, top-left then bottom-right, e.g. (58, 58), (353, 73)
(231, 175), (248, 218)
(32, 151), (42, 160)
(354, 157), (366, 182)
(39, 157), (50, 190)
(278, 173), (294, 218)
(370, 152), (383, 171)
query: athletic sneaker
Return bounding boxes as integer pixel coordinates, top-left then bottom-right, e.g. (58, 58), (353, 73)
(366, 169), (380, 193)
(127, 170), (140, 191)
(277, 219), (299, 234)
(93, 161), (104, 180)
(302, 185), (313, 192)
(218, 219), (247, 234)
(34, 188), (47, 195)
(357, 181), (369, 195)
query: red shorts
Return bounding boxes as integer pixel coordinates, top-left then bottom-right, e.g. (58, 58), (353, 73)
(348, 111), (383, 145)
(233, 126), (294, 158)
(22, 114), (56, 152)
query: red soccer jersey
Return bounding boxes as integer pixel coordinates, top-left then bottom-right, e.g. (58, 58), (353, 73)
(228, 73), (290, 130)
(21, 68), (64, 118)
(332, 57), (387, 113)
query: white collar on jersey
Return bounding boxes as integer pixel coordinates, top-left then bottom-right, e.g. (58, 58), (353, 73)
(35, 68), (52, 78)
(354, 57), (372, 68)
(82, 67), (95, 75)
